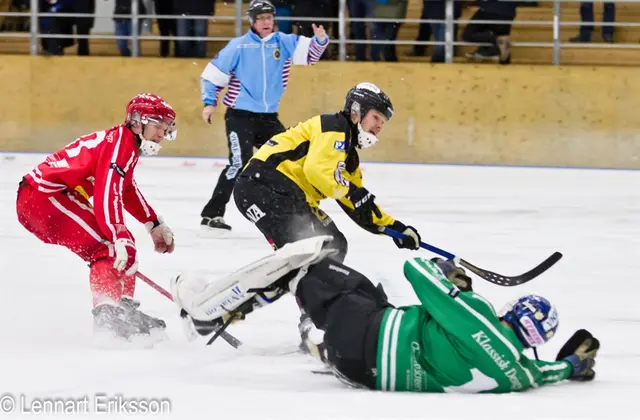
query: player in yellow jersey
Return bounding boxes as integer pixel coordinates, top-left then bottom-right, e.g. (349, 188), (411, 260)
(233, 82), (421, 262)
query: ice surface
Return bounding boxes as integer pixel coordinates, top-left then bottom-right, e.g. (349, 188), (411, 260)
(1, 153), (638, 419)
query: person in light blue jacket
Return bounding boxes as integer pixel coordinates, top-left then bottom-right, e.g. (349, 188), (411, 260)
(198, 0), (329, 235)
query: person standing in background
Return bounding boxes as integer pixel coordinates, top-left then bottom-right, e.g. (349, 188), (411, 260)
(198, 0), (329, 235)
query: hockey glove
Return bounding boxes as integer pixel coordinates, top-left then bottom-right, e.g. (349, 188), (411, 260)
(556, 329), (600, 381)
(113, 238), (138, 276)
(347, 185), (382, 218)
(431, 257), (473, 291)
(388, 221), (421, 250)
(146, 216), (175, 254)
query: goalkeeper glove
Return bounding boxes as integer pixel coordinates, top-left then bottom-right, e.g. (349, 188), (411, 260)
(556, 329), (600, 381)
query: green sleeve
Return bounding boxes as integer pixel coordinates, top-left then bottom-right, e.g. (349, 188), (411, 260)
(402, 257), (495, 332)
(530, 359), (573, 385)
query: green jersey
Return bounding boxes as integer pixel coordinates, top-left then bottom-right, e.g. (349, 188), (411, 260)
(375, 257), (572, 393)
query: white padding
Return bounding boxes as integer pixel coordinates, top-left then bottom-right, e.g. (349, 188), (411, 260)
(292, 36), (312, 66)
(201, 62), (231, 87)
(173, 236), (336, 321)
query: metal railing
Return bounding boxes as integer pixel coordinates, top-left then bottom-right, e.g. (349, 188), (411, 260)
(0, 0), (638, 64)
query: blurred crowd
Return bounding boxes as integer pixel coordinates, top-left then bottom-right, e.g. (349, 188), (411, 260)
(0, 0), (622, 64)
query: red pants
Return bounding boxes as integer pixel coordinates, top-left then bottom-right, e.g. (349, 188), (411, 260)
(16, 181), (136, 307)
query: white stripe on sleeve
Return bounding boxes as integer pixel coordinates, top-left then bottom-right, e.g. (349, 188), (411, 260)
(202, 62), (231, 87)
(292, 36), (312, 65)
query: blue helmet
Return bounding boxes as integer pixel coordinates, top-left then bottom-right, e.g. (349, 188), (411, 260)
(500, 295), (559, 348)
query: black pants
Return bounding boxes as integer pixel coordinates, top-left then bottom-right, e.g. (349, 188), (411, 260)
(153, 0), (177, 57)
(295, 259), (391, 389)
(233, 160), (349, 261)
(201, 108), (285, 219)
(462, 9), (513, 54)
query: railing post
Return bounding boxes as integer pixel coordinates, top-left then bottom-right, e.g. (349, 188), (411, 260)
(131, 0), (139, 57)
(445, 0), (454, 64)
(553, 0), (561, 65)
(30, 0), (38, 55)
(339, 0), (347, 61)
(235, 0), (243, 37)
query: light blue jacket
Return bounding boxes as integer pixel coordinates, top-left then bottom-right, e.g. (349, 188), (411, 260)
(201, 30), (329, 114)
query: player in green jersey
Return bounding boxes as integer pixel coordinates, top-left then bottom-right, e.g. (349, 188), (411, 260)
(173, 235), (599, 393)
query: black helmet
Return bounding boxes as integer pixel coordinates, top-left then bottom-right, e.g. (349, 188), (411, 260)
(247, 0), (276, 24)
(344, 82), (394, 121)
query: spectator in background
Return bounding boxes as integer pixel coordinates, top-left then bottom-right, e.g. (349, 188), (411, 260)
(272, 0), (294, 34)
(348, 0), (375, 61)
(43, 0), (95, 56)
(70, 0), (95, 55)
(153, 0), (177, 56)
(174, 0), (215, 58)
(406, 0), (431, 57)
(113, 0), (145, 57)
(462, 0), (518, 64)
(370, 0), (407, 62)
(570, 2), (615, 43)
(415, 0), (463, 62)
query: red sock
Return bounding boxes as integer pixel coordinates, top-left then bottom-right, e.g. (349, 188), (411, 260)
(122, 274), (136, 299)
(89, 260), (124, 307)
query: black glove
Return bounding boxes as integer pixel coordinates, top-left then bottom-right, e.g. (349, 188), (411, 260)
(389, 221), (421, 250)
(345, 185), (382, 231)
(431, 257), (473, 291)
(556, 329), (600, 381)
(347, 185), (382, 217)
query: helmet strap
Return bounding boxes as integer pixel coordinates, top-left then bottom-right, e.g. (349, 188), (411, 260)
(532, 347), (540, 361)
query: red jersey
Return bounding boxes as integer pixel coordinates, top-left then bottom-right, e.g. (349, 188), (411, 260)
(24, 125), (157, 244)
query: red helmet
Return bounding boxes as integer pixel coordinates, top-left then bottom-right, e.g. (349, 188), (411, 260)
(125, 93), (177, 141)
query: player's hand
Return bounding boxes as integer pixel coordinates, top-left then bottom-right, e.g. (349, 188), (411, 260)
(146, 216), (175, 254)
(347, 185), (382, 218)
(312, 23), (327, 42)
(388, 221), (421, 250)
(202, 105), (215, 124)
(557, 329), (600, 381)
(113, 238), (138, 275)
(431, 257), (473, 291)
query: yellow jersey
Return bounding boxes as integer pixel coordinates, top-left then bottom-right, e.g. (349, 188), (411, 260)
(250, 112), (395, 229)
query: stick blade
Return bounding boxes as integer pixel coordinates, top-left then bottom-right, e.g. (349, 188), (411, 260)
(461, 252), (563, 287)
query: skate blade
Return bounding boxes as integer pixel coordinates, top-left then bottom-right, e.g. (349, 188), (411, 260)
(197, 225), (232, 239)
(92, 328), (168, 350)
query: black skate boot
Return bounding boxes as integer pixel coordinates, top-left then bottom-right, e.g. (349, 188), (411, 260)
(92, 302), (166, 344)
(200, 217), (232, 237)
(120, 296), (167, 330)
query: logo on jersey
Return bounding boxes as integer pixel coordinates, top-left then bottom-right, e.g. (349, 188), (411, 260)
(226, 131), (242, 180)
(246, 204), (266, 223)
(266, 139), (278, 146)
(333, 141), (346, 151)
(110, 162), (126, 177)
(334, 161), (349, 187)
(273, 49), (281, 60)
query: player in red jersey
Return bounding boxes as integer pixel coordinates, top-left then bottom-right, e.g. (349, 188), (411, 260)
(16, 93), (177, 341)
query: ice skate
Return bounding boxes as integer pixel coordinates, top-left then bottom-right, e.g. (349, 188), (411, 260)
(200, 217), (232, 238)
(92, 302), (167, 348)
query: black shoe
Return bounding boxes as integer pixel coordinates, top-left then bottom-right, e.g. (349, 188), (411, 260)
(602, 34), (614, 43)
(200, 217), (232, 236)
